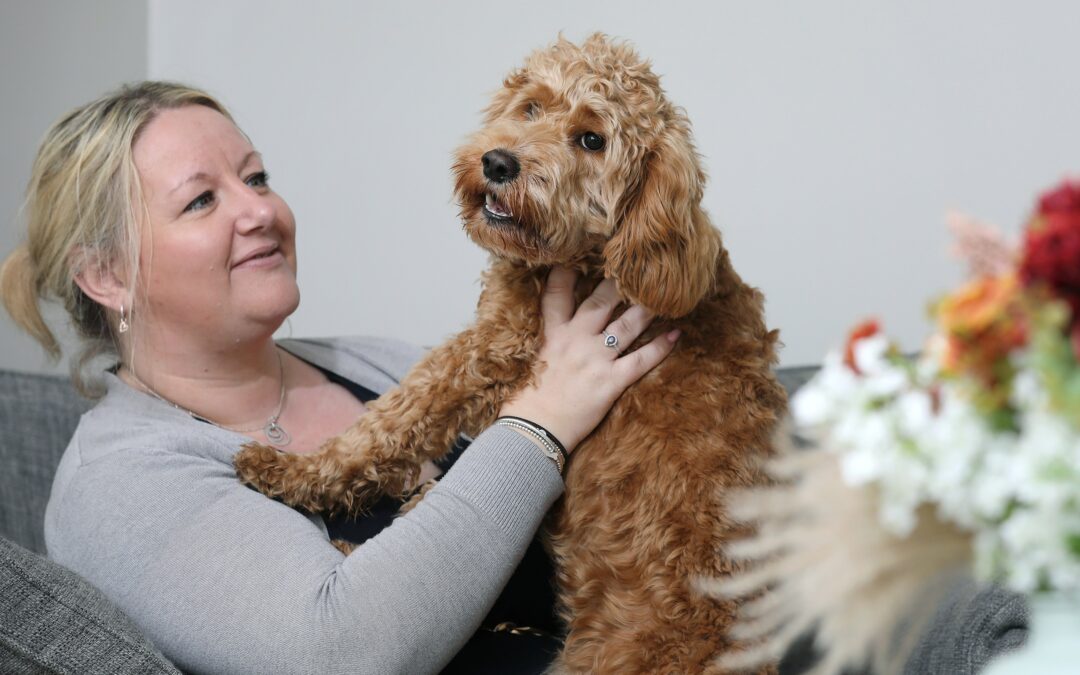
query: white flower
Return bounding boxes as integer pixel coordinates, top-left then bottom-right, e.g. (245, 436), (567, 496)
(895, 390), (933, 437)
(797, 330), (1080, 594)
(852, 334), (890, 375)
(791, 351), (858, 428)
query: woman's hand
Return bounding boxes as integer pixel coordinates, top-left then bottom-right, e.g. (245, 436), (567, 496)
(498, 266), (680, 453)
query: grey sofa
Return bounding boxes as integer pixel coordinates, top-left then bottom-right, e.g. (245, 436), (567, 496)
(0, 368), (180, 673)
(0, 363), (1024, 674)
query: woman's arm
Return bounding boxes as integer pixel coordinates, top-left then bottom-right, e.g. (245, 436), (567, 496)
(46, 425), (561, 675)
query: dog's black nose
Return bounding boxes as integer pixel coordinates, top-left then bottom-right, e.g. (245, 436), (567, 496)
(481, 149), (520, 184)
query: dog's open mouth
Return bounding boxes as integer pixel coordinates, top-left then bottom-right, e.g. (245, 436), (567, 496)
(463, 185), (555, 262)
(483, 192), (514, 223)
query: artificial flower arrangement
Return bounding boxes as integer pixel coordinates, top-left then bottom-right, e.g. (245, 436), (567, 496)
(800, 178), (1080, 593)
(706, 180), (1080, 675)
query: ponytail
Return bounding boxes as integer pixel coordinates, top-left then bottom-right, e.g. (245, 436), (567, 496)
(0, 245), (60, 360)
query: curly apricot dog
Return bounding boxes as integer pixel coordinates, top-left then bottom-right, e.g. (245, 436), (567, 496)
(235, 34), (785, 673)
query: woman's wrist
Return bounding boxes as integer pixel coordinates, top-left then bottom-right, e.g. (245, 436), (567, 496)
(494, 420), (564, 475)
(497, 402), (581, 454)
(493, 415), (569, 475)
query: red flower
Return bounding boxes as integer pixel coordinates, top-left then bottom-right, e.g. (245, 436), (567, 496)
(843, 319), (881, 374)
(1037, 180), (1080, 217)
(1020, 180), (1080, 322)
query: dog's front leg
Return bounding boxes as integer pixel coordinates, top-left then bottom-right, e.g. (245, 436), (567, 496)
(233, 328), (537, 516)
(234, 270), (544, 517)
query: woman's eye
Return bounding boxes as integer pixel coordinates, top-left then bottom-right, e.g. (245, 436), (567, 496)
(579, 132), (605, 151)
(183, 191), (214, 213)
(246, 171), (270, 188)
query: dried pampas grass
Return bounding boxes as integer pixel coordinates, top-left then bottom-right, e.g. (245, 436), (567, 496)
(699, 431), (972, 675)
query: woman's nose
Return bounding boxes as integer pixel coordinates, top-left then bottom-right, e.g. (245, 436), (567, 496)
(235, 189), (275, 233)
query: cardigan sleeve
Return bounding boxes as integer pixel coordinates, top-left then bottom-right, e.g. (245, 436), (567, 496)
(45, 423), (563, 675)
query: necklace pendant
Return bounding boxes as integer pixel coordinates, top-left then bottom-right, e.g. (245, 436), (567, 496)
(264, 420), (291, 447)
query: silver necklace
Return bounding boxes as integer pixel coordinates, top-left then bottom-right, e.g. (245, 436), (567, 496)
(128, 349), (291, 447)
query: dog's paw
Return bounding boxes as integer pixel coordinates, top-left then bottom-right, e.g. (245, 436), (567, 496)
(397, 477), (439, 515)
(234, 437), (400, 517)
(233, 441), (301, 500)
(330, 538), (357, 556)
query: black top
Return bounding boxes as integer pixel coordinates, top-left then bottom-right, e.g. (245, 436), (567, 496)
(316, 367), (562, 673)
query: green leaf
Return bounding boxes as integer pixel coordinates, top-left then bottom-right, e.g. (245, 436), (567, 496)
(1066, 533), (1080, 558)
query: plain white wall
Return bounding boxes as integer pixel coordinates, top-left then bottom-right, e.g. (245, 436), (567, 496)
(145, 0), (1080, 367)
(4, 1), (1080, 372)
(0, 0), (147, 374)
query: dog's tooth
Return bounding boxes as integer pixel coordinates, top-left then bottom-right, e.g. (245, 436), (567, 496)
(482, 191), (513, 219)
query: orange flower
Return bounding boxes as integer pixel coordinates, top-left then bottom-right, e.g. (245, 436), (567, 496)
(938, 274), (1021, 337)
(935, 274), (1027, 394)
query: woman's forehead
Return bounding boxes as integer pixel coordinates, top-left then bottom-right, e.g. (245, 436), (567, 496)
(134, 106), (254, 186)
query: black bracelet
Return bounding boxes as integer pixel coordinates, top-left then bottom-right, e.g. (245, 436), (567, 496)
(494, 415), (570, 463)
(495, 419), (565, 475)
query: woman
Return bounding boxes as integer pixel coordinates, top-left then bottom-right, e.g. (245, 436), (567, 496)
(0, 82), (679, 674)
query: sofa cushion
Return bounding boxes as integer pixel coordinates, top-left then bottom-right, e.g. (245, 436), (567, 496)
(903, 578), (1028, 674)
(773, 364), (821, 398)
(0, 370), (90, 554)
(0, 536), (179, 674)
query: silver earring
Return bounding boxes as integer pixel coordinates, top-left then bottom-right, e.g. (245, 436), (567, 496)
(118, 304), (130, 334)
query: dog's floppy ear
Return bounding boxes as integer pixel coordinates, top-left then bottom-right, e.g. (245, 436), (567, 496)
(603, 119), (720, 318)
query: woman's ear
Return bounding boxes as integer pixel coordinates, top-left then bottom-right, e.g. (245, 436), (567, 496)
(71, 247), (128, 312)
(602, 119), (720, 318)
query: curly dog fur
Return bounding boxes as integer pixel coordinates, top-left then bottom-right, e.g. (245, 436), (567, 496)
(234, 33), (785, 673)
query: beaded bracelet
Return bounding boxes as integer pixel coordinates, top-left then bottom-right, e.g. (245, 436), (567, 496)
(494, 416), (568, 475)
(495, 416), (569, 463)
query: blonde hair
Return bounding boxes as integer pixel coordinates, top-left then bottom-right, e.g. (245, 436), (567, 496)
(0, 81), (233, 397)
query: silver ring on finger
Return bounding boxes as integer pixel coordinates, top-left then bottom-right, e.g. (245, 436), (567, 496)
(602, 330), (620, 352)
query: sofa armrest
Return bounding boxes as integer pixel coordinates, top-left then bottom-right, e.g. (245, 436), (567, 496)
(0, 536), (179, 674)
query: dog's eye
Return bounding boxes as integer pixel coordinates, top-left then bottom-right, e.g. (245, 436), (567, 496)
(580, 132), (605, 151)
(524, 101), (540, 120)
